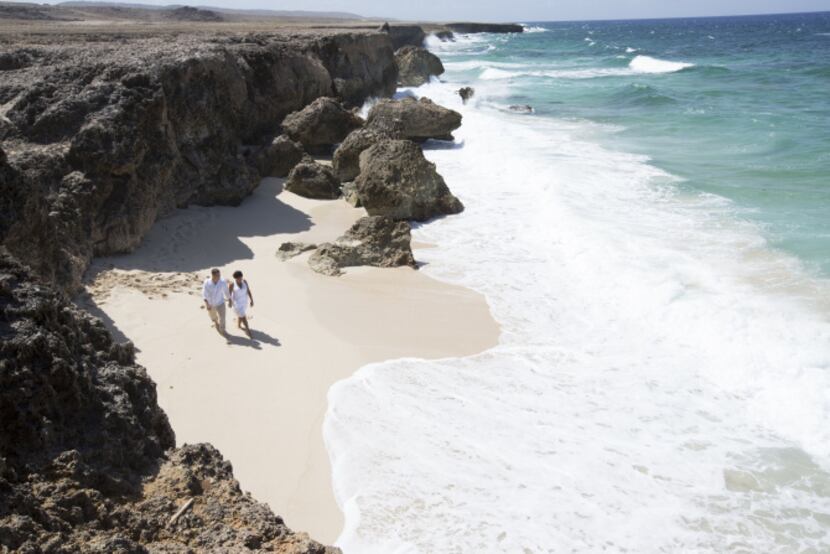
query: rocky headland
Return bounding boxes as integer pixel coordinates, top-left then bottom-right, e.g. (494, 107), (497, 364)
(0, 10), (516, 552)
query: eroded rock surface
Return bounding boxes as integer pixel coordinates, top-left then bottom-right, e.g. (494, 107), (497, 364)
(309, 216), (416, 276)
(254, 135), (305, 178)
(395, 46), (445, 86)
(355, 139), (463, 221)
(276, 241), (317, 261)
(332, 126), (401, 183)
(285, 158), (341, 200)
(281, 96), (364, 152)
(0, 252), (339, 553)
(367, 97), (461, 142)
(0, 30), (396, 292)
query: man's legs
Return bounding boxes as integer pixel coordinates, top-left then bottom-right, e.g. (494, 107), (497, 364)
(216, 302), (226, 332)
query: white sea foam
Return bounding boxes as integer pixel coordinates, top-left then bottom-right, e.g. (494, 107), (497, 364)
(522, 25), (548, 33)
(626, 46), (638, 53)
(326, 38), (830, 554)
(630, 54), (694, 73)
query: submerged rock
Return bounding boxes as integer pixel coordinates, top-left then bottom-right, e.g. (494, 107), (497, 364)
(309, 216), (416, 276)
(458, 86), (475, 104)
(355, 139), (463, 221)
(508, 104), (534, 114)
(276, 241), (317, 260)
(395, 45), (445, 86)
(285, 157), (341, 199)
(281, 96), (364, 151)
(332, 126), (401, 183)
(254, 134), (304, 178)
(367, 97), (462, 142)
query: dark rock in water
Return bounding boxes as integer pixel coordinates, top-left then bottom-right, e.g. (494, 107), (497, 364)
(458, 86), (475, 104)
(285, 157), (341, 199)
(384, 25), (427, 49)
(281, 96), (364, 152)
(509, 104), (534, 114)
(434, 30), (455, 41)
(355, 139), (463, 221)
(309, 216), (416, 276)
(254, 134), (304, 178)
(367, 97), (462, 142)
(332, 126), (402, 183)
(276, 241), (317, 260)
(165, 6), (223, 22)
(0, 31), (397, 292)
(395, 45), (445, 87)
(446, 22), (524, 33)
(0, 253), (338, 553)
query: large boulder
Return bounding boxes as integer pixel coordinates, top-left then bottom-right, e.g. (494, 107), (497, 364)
(395, 46), (445, 86)
(367, 97), (461, 142)
(332, 126), (401, 183)
(382, 25), (427, 50)
(309, 216), (416, 276)
(354, 139), (463, 221)
(285, 157), (341, 199)
(281, 96), (364, 151)
(254, 134), (304, 178)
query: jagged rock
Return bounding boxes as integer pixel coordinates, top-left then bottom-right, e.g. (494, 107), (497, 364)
(367, 97), (462, 142)
(341, 181), (362, 207)
(276, 241), (317, 260)
(254, 134), (305, 178)
(285, 157), (341, 199)
(434, 30), (455, 41)
(383, 25), (426, 50)
(355, 139), (463, 221)
(332, 126), (401, 183)
(509, 104), (534, 114)
(281, 96), (364, 151)
(309, 216), (416, 276)
(458, 86), (475, 104)
(395, 46), (445, 86)
(446, 22), (524, 33)
(378, 22), (391, 32)
(0, 31), (396, 293)
(0, 253), (339, 553)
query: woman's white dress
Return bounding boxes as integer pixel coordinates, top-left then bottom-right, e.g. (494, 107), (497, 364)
(231, 280), (249, 317)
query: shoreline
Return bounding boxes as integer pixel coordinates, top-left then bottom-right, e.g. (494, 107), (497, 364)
(82, 177), (500, 543)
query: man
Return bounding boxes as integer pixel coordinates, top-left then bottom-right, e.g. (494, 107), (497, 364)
(202, 268), (229, 334)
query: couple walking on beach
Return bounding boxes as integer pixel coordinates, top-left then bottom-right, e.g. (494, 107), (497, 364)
(202, 268), (254, 337)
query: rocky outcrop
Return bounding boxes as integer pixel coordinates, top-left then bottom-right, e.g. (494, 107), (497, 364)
(276, 241), (317, 261)
(253, 135), (304, 178)
(395, 46), (445, 87)
(281, 96), (363, 152)
(367, 97), (462, 142)
(285, 157), (341, 200)
(332, 126), (401, 183)
(165, 6), (223, 22)
(381, 25), (426, 50)
(308, 216), (416, 276)
(0, 252), (338, 553)
(0, 30), (397, 292)
(446, 23), (524, 33)
(354, 139), (463, 221)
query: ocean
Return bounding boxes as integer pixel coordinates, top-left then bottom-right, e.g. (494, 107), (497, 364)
(325, 12), (830, 552)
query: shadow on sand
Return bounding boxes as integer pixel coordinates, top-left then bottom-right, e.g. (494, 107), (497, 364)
(222, 328), (281, 350)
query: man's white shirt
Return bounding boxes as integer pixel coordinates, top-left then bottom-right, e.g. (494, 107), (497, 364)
(202, 277), (228, 306)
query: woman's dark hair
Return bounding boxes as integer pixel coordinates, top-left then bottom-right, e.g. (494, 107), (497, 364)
(232, 270), (243, 279)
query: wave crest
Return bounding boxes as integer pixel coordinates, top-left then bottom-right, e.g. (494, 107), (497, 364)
(629, 55), (694, 74)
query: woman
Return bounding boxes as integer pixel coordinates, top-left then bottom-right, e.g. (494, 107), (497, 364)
(228, 270), (254, 337)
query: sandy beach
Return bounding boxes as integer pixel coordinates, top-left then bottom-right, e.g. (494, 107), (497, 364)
(80, 177), (500, 543)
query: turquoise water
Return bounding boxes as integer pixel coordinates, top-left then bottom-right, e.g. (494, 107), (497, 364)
(449, 12), (830, 276)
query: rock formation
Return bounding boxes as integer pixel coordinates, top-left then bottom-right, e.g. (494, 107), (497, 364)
(332, 126), (401, 183)
(276, 241), (317, 261)
(509, 104), (534, 114)
(0, 30), (396, 293)
(308, 216), (416, 276)
(253, 135), (305, 178)
(381, 25), (427, 50)
(0, 252), (338, 553)
(395, 46), (445, 86)
(285, 158), (341, 200)
(367, 97), (462, 142)
(281, 96), (364, 152)
(458, 86), (475, 104)
(354, 139), (464, 221)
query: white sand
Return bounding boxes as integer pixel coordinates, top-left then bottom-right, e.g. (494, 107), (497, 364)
(82, 178), (499, 544)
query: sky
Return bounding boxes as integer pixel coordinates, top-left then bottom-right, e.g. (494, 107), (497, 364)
(26, 0), (830, 22)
